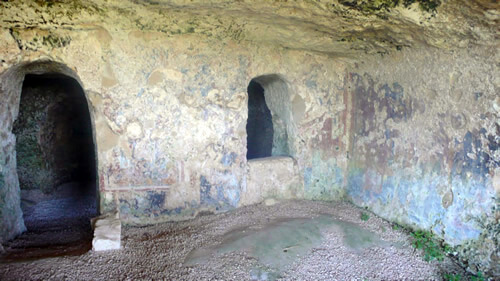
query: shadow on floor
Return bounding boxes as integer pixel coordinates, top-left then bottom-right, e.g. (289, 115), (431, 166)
(1, 182), (97, 262)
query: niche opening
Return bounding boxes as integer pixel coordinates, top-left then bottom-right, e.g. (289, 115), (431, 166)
(246, 80), (274, 160)
(246, 74), (296, 160)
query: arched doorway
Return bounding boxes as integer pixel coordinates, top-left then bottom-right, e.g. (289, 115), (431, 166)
(0, 62), (98, 260)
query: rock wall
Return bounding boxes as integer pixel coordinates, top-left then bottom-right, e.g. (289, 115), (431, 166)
(0, 61), (91, 242)
(13, 79), (57, 192)
(346, 47), (499, 275)
(0, 24), (350, 239)
(243, 157), (302, 206)
(0, 0), (497, 276)
(13, 74), (95, 193)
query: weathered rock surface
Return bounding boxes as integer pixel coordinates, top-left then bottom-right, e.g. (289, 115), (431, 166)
(243, 156), (301, 206)
(12, 74), (95, 193)
(0, 0), (498, 61)
(346, 47), (499, 276)
(0, 0), (498, 276)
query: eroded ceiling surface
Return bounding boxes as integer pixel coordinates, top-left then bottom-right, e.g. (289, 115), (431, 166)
(1, 0), (498, 59)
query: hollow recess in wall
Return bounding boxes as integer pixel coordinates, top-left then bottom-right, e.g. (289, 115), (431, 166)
(0, 61), (100, 258)
(246, 80), (273, 159)
(246, 74), (297, 160)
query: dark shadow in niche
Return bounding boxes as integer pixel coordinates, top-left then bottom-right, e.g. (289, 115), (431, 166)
(3, 73), (97, 261)
(246, 80), (274, 160)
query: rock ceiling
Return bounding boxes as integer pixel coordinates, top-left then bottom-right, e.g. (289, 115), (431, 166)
(0, 0), (499, 59)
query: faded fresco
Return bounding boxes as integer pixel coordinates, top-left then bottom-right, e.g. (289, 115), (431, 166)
(347, 48), (499, 274)
(0, 0), (497, 275)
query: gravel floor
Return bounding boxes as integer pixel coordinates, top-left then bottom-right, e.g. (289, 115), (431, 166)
(0, 200), (466, 280)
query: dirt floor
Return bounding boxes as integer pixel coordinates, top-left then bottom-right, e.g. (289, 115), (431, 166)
(1, 182), (96, 262)
(0, 200), (468, 280)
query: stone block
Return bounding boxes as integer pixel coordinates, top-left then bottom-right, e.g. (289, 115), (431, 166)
(91, 212), (121, 251)
(241, 156), (302, 206)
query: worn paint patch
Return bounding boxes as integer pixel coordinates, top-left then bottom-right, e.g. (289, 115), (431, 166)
(115, 190), (197, 224)
(304, 151), (344, 200)
(452, 130), (498, 181)
(347, 69), (499, 276)
(311, 117), (344, 157)
(348, 165), (494, 243)
(200, 173), (240, 211)
(221, 152), (238, 167)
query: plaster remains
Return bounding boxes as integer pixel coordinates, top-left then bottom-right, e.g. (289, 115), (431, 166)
(0, 0), (498, 279)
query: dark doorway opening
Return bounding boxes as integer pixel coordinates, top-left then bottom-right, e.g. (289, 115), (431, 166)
(246, 80), (274, 160)
(3, 73), (97, 261)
